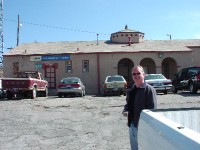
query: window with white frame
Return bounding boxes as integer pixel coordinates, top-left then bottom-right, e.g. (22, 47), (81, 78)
(66, 60), (72, 73)
(82, 60), (89, 72)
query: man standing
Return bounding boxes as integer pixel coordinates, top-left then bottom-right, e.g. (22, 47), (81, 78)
(122, 65), (157, 150)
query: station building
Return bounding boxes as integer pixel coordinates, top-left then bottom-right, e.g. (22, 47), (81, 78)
(3, 25), (200, 95)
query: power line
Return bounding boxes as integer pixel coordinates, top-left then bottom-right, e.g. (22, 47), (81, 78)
(4, 18), (110, 36)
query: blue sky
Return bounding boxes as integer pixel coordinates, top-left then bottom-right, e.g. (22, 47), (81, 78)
(3, 0), (200, 53)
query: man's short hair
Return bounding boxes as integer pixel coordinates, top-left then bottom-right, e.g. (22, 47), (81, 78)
(132, 65), (144, 73)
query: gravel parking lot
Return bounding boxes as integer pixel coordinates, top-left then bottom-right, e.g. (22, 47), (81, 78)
(1, 92), (200, 150)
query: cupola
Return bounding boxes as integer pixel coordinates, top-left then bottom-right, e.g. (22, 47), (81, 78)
(110, 25), (145, 44)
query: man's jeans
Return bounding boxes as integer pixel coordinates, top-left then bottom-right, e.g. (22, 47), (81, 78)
(129, 123), (138, 150)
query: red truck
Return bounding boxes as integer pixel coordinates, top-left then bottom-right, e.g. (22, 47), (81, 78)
(2, 71), (48, 99)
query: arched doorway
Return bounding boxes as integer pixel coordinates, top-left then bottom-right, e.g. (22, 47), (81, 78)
(162, 58), (177, 79)
(140, 58), (156, 74)
(118, 58), (134, 87)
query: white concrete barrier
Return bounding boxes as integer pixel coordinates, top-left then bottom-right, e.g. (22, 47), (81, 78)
(138, 109), (200, 150)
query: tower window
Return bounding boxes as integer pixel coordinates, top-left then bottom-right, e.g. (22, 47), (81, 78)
(82, 60), (89, 72)
(66, 60), (72, 73)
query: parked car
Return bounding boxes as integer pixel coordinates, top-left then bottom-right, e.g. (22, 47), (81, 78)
(0, 78), (5, 99)
(0, 90), (6, 99)
(103, 75), (127, 96)
(1, 71), (48, 99)
(57, 77), (85, 97)
(172, 66), (200, 94)
(144, 74), (172, 94)
(0, 80), (7, 98)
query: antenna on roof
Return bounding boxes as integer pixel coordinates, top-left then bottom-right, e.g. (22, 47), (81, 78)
(167, 34), (171, 40)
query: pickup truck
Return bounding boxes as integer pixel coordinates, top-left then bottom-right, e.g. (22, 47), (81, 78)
(138, 108), (200, 150)
(2, 71), (48, 99)
(172, 66), (200, 94)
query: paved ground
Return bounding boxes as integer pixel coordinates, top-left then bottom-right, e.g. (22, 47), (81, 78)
(1, 91), (200, 150)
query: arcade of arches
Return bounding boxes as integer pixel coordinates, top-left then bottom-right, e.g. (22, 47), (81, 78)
(118, 58), (177, 87)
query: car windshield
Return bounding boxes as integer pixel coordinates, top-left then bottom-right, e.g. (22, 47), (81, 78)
(61, 78), (79, 84)
(145, 74), (166, 80)
(189, 68), (200, 75)
(17, 72), (39, 78)
(107, 76), (124, 82)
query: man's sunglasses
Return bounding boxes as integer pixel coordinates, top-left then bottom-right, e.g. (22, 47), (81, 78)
(132, 72), (141, 76)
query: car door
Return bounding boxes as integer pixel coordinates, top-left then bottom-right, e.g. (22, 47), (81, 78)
(172, 69), (186, 89)
(180, 68), (189, 88)
(172, 70), (182, 89)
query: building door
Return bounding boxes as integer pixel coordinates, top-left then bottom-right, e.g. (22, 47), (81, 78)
(162, 58), (177, 79)
(43, 63), (57, 89)
(140, 58), (156, 74)
(118, 58), (134, 87)
(162, 62), (169, 79)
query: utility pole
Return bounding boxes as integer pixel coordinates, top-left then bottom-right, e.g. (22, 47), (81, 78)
(0, 0), (3, 67)
(17, 14), (20, 46)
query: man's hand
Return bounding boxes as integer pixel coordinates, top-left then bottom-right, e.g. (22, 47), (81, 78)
(122, 111), (128, 117)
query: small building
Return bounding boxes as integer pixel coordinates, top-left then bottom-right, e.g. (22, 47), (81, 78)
(3, 25), (200, 95)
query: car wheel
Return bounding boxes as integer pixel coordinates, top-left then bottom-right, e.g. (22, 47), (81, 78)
(83, 90), (86, 96)
(42, 87), (48, 97)
(81, 89), (86, 96)
(172, 85), (178, 93)
(58, 93), (62, 98)
(6, 90), (13, 99)
(163, 90), (167, 94)
(79, 90), (84, 97)
(103, 91), (107, 96)
(189, 83), (198, 94)
(31, 87), (37, 99)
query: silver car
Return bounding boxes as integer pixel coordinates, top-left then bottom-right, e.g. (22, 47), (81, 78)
(145, 74), (172, 94)
(103, 75), (127, 96)
(57, 77), (85, 97)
